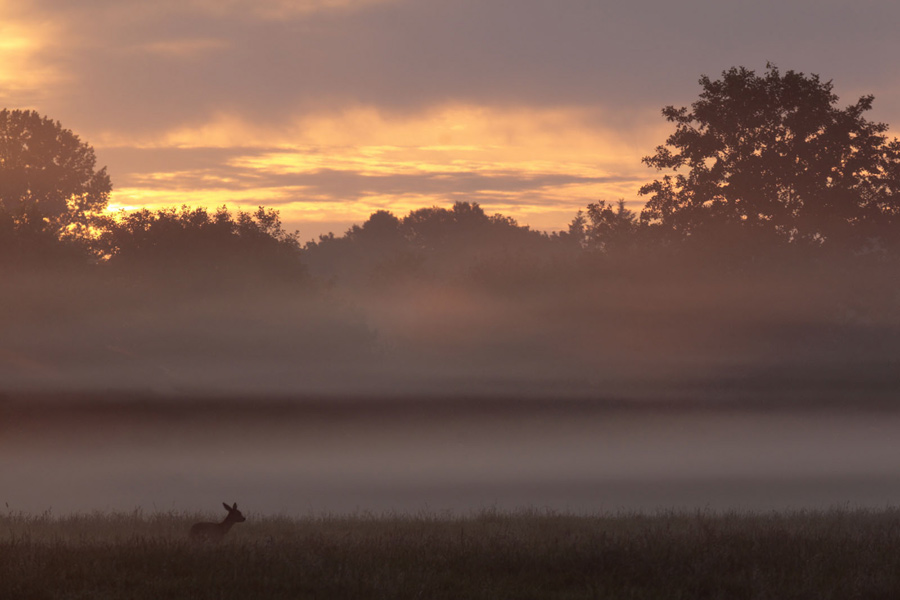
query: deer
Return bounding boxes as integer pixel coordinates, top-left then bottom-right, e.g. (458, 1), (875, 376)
(190, 502), (246, 541)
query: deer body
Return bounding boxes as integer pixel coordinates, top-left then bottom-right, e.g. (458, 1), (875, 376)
(190, 502), (246, 541)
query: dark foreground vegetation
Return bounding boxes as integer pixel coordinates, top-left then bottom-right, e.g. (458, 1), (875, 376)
(4, 508), (900, 599)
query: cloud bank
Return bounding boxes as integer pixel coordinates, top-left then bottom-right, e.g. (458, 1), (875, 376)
(3, 0), (899, 235)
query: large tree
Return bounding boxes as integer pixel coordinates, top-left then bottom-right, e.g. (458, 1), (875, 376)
(639, 65), (900, 248)
(0, 109), (111, 230)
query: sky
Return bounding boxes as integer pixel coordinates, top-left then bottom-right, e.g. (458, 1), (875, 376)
(2, 0), (900, 241)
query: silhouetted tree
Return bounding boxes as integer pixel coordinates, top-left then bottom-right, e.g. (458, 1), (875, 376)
(100, 206), (305, 286)
(569, 199), (638, 252)
(0, 109), (111, 233)
(303, 202), (551, 285)
(639, 65), (900, 250)
(302, 210), (413, 284)
(345, 209), (405, 251)
(401, 202), (542, 254)
(0, 207), (89, 267)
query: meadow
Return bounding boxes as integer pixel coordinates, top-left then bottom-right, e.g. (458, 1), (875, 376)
(3, 508), (900, 599)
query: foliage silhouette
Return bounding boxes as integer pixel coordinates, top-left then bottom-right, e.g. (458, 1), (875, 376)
(2, 96), (899, 397)
(0, 109), (111, 236)
(639, 65), (900, 250)
(100, 205), (306, 287)
(568, 199), (639, 253)
(303, 201), (551, 285)
(0, 207), (92, 268)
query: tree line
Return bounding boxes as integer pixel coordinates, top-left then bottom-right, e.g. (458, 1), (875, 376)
(3, 65), (899, 285)
(2, 65), (899, 396)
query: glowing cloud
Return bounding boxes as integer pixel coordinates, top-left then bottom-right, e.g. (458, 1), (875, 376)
(0, 8), (65, 103)
(7, 0), (899, 241)
(100, 104), (660, 239)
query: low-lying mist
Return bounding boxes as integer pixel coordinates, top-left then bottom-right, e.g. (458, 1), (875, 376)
(5, 400), (900, 515)
(3, 204), (900, 517)
(2, 225), (898, 401)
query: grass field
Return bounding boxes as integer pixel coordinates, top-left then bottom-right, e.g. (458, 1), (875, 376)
(3, 508), (900, 599)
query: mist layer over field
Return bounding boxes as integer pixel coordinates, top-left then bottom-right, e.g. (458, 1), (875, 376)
(2, 231), (898, 399)
(3, 400), (900, 516)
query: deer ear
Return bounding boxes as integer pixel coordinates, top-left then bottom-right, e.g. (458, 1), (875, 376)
(223, 502), (232, 512)
(233, 502), (238, 510)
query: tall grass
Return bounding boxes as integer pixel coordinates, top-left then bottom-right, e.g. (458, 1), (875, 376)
(3, 508), (900, 599)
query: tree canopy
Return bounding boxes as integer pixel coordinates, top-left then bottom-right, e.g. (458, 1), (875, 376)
(639, 65), (900, 249)
(567, 199), (638, 253)
(302, 202), (550, 285)
(0, 109), (111, 230)
(99, 205), (305, 285)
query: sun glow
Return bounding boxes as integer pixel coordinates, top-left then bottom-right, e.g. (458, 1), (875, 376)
(101, 104), (657, 238)
(0, 17), (63, 100)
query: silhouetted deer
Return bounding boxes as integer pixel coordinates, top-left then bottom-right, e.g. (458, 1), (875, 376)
(190, 502), (246, 541)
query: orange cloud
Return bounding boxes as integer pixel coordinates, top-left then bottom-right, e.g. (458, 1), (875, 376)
(101, 104), (662, 238)
(0, 7), (66, 103)
(137, 38), (230, 59)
